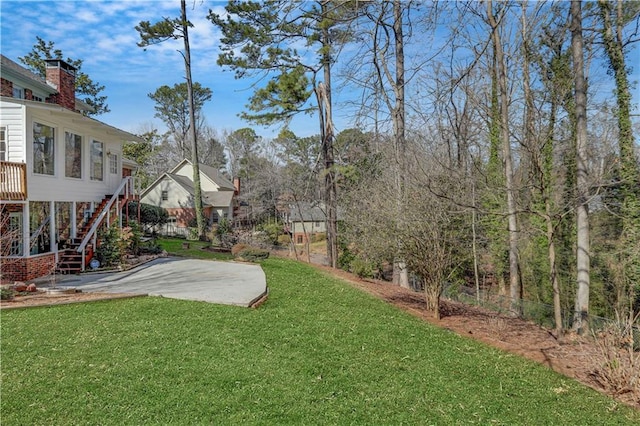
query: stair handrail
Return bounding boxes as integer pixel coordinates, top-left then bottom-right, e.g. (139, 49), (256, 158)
(76, 176), (133, 254)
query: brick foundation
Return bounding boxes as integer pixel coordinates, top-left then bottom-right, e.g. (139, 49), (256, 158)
(1, 253), (56, 282)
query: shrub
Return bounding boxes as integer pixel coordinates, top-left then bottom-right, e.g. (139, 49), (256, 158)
(311, 232), (327, 243)
(127, 202), (168, 229)
(1, 287), (15, 300)
(351, 257), (375, 279)
(231, 243), (250, 257)
(140, 238), (163, 255)
(338, 246), (356, 271)
(589, 316), (640, 398)
(96, 225), (122, 267)
(277, 234), (291, 245)
(257, 222), (283, 245)
(236, 247), (270, 262)
(96, 224), (141, 267)
(187, 227), (199, 241)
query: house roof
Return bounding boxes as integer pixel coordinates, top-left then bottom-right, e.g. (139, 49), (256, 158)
(198, 162), (235, 191)
(165, 173), (233, 207)
(0, 96), (144, 143)
(203, 191), (234, 207)
(1, 54), (94, 114)
(0, 54), (55, 95)
(169, 159), (235, 191)
(288, 202), (328, 222)
(287, 201), (344, 222)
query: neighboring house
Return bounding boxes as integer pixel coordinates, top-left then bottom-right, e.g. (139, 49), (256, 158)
(140, 159), (239, 236)
(0, 55), (141, 281)
(283, 202), (329, 244)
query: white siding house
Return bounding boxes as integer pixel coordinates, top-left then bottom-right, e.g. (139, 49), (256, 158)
(140, 159), (238, 236)
(0, 55), (141, 281)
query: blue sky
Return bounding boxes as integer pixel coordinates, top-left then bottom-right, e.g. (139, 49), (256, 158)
(0, 0), (329, 139)
(1, 0), (638, 143)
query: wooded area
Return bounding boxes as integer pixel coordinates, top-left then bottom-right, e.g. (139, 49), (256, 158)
(117, 0), (640, 336)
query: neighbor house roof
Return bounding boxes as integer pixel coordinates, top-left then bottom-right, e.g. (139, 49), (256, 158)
(203, 191), (234, 207)
(198, 162), (235, 191)
(287, 201), (344, 222)
(169, 159), (235, 191)
(288, 202), (327, 222)
(159, 173), (234, 208)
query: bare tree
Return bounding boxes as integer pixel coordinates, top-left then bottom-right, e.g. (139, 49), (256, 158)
(486, 0), (522, 314)
(571, 0), (591, 334)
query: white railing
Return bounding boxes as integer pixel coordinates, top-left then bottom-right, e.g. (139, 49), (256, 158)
(76, 176), (135, 270)
(0, 161), (27, 201)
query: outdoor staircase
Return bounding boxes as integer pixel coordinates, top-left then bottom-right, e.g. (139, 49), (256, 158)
(56, 177), (137, 274)
(55, 197), (110, 274)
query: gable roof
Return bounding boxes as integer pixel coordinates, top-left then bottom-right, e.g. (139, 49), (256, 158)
(288, 202), (327, 222)
(166, 173), (233, 207)
(169, 159), (235, 191)
(198, 162), (235, 190)
(140, 172), (234, 208)
(0, 96), (144, 143)
(1, 54), (95, 113)
(286, 201), (344, 222)
(1, 54), (57, 95)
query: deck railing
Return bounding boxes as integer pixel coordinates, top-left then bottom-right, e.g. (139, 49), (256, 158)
(0, 161), (27, 201)
(76, 176), (134, 271)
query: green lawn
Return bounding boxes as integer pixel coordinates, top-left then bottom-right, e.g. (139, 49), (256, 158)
(156, 237), (234, 261)
(1, 258), (638, 424)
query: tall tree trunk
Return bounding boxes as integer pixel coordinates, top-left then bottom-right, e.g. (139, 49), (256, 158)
(598, 0), (640, 318)
(546, 99), (564, 334)
(571, 0), (591, 334)
(392, 0), (409, 288)
(321, 1), (338, 269)
(487, 0), (521, 314)
(180, 0), (205, 240)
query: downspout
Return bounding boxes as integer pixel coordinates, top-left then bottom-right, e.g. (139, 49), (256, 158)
(50, 201), (57, 264)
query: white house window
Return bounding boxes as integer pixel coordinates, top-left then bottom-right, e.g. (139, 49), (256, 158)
(0, 127), (6, 161)
(65, 132), (82, 179)
(90, 140), (103, 181)
(161, 190), (168, 201)
(109, 154), (118, 174)
(8, 212), (23, 256)
(33, 122), (55, 175)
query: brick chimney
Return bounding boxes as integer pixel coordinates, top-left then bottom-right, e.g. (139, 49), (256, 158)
(45, 59), (76, 110)
(233, 177), (240, 195)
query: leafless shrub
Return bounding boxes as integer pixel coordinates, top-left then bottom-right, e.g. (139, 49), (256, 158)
(487, 315), (508, 340)
(589, 312), (640, 403)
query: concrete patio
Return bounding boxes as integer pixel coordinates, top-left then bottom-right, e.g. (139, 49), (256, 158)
(57, 257), (267, 307)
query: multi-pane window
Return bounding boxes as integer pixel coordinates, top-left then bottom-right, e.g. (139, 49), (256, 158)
(109, 153), (118, 174)
(0, 127), (6, 161)
(33, 122), (55, 175)
(65, 132), (82, 178)
(161, 190), (168, 201)
(90, 140), (103, 181)
(12, 86), (24, 99)
(8, 213), (23, 256)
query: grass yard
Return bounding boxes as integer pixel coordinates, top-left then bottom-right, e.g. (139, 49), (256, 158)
(155, 237), (234, 261)
(1, 257), (638, 424)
